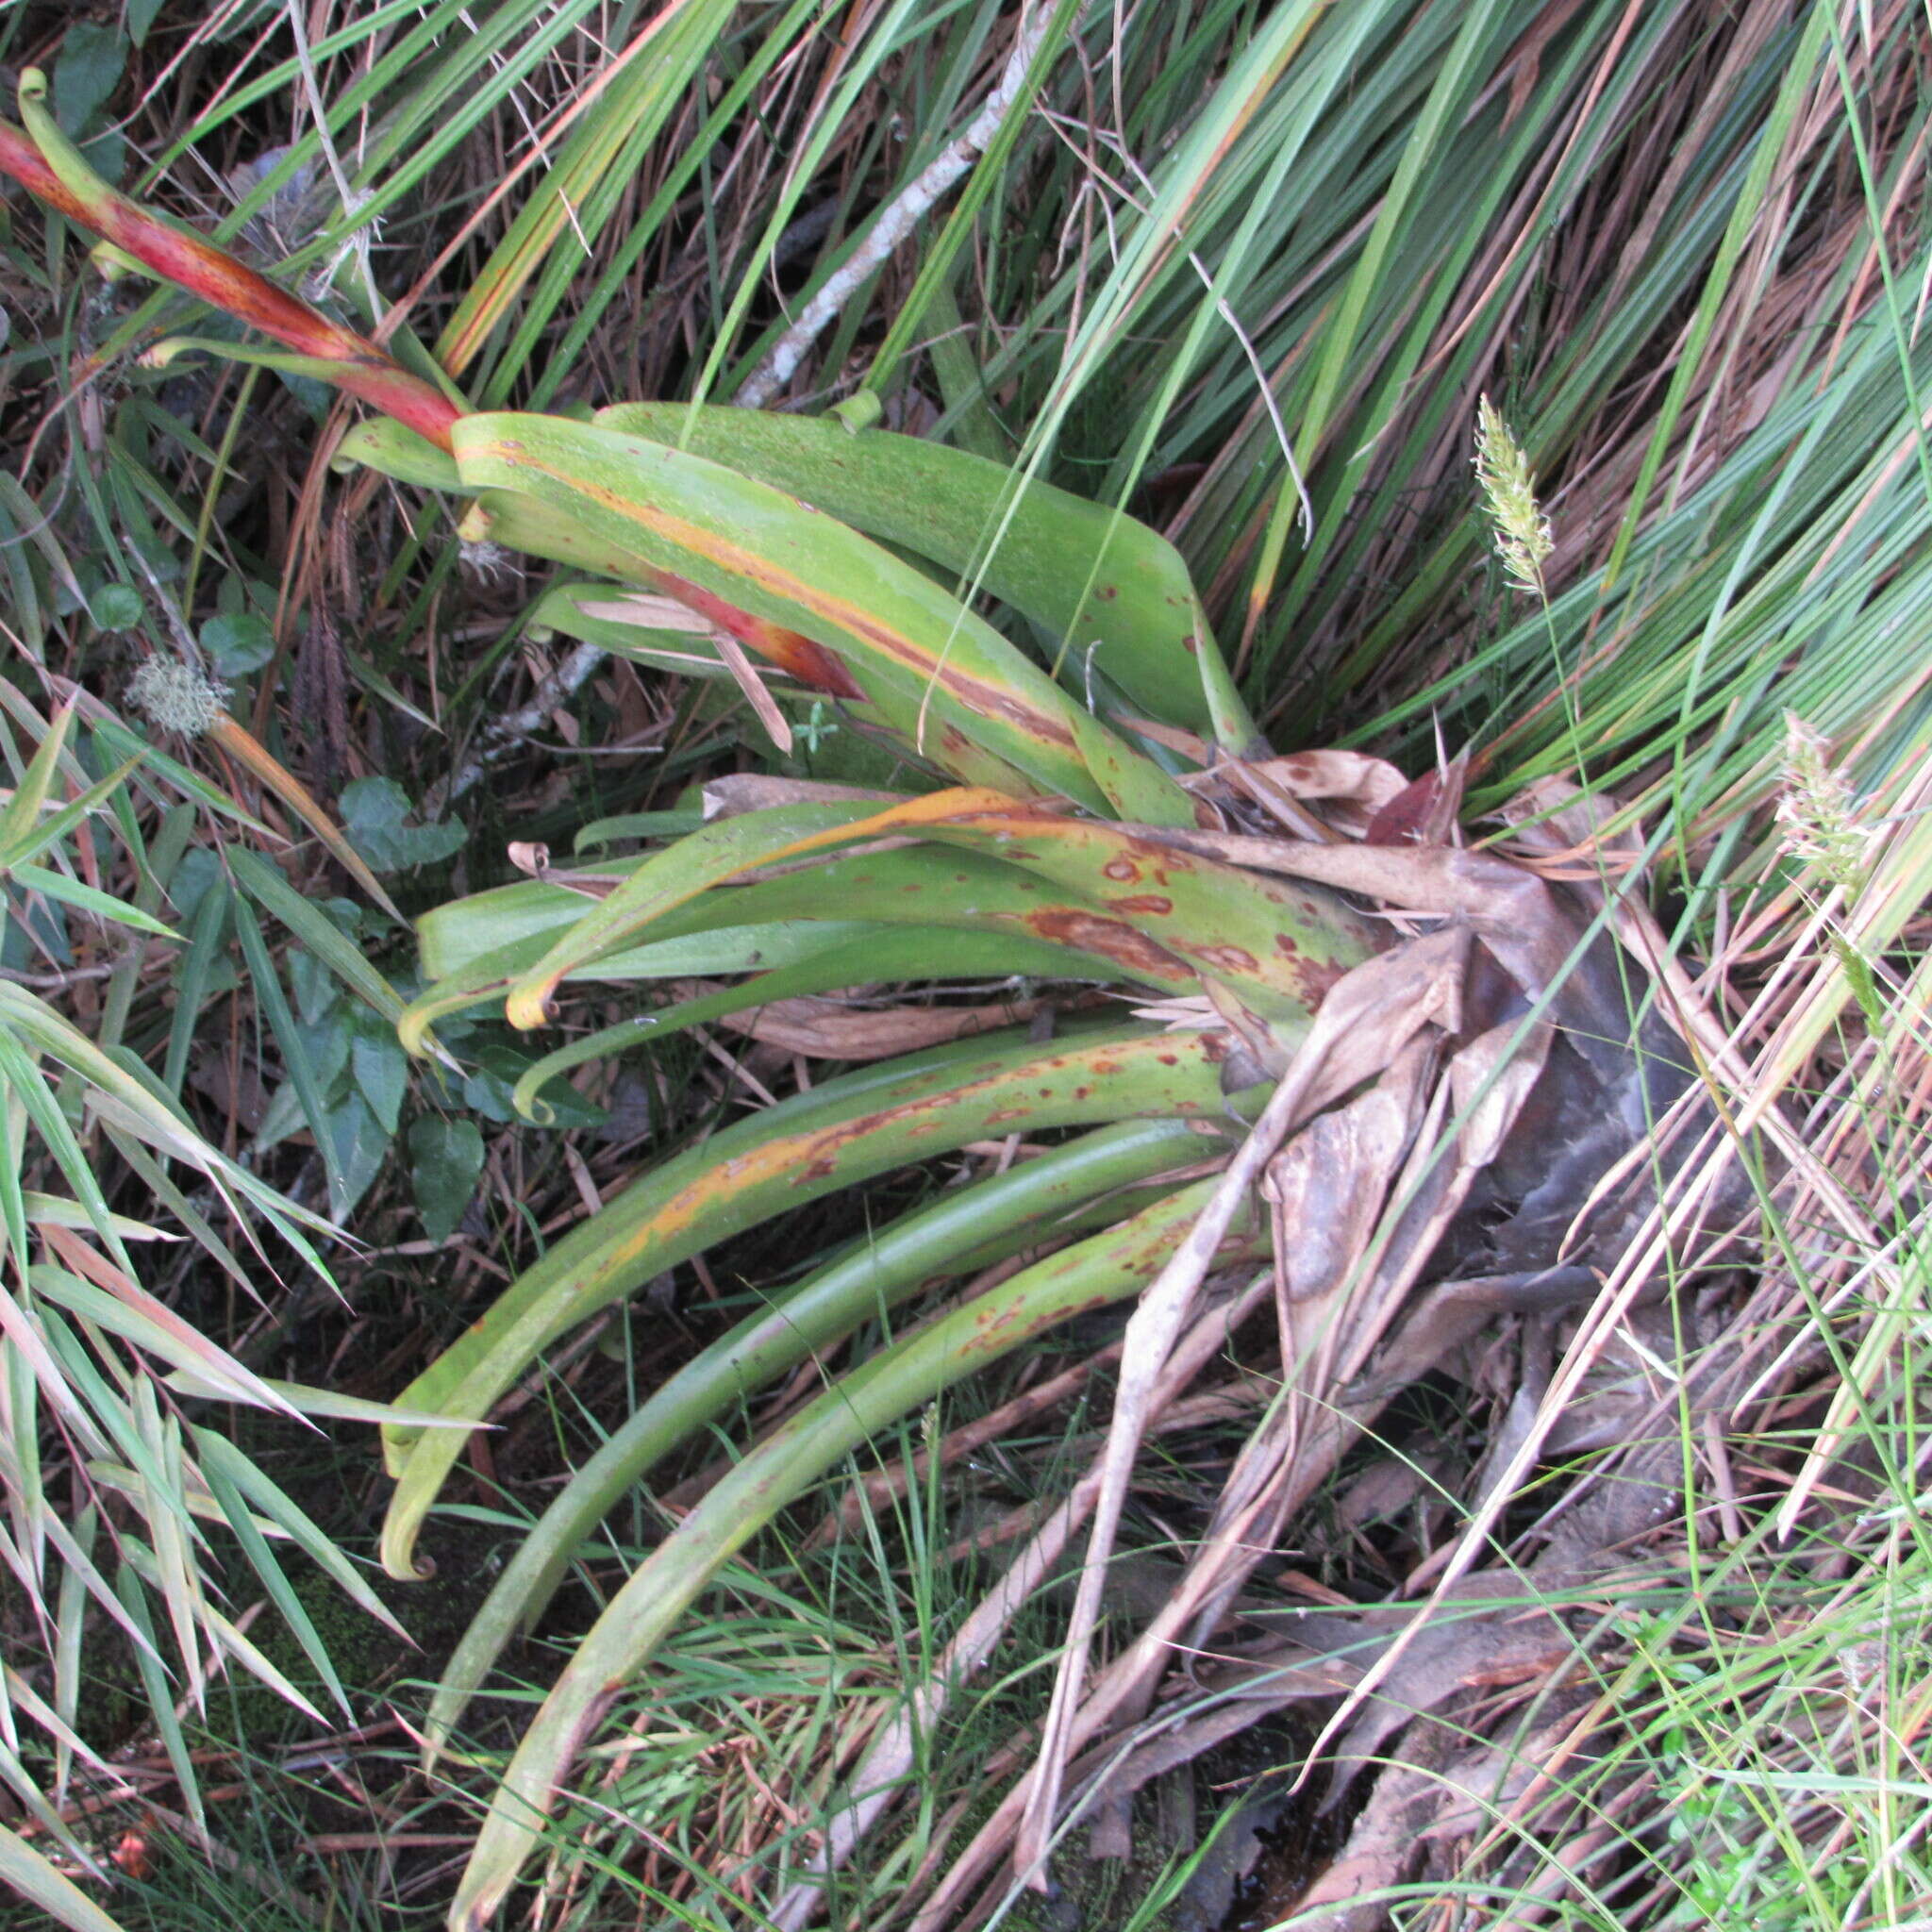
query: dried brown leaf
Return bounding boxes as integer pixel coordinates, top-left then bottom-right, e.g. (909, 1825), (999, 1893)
(1018, 926), (1474, 1879)
(1251, 751), (1411, 839)
(700, 774), (906, 820)
(712, 989), (1046, 1059)
(1361, 753), (1469, 847)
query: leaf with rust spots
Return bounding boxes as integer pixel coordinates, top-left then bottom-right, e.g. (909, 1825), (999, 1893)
(651, 571), (865, 701)
(447, 415), (1153, 809)
(848, 803), (1377, 1027)
(1195, 943), (1260, 974)
(1019, 909), (1196, 987)
(591, 402), (1258, 746)
(379, 1027), (1231, 1574)
(490, 787), (1222, 1027)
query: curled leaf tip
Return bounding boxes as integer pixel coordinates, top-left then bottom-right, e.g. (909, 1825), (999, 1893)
(380, 1507), (437, 1582)
(504, 982), (559, 1033)
(509, 1070), (558, 1126)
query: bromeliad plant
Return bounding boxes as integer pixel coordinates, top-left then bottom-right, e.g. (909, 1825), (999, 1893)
(0, 72), (1713, 1931)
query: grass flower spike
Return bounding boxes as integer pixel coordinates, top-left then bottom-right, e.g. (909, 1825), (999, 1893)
(1776, 711), (1870, 895)
(1474, 394), (1554, 594)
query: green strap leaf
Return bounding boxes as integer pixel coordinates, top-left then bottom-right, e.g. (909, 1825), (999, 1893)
(446, 413), (1156, 808)
(505, 923), (1116, 1120)
(489, 797), (880, 1031)
(445, 1178), (1263, 1932)
(595, 402), (1257, 746)
(421, 1115), (1211, 1759)
(378, 1025), (1236, 1577)
(491, 786), (1221, 1029)
(412, 841), (1158, 991)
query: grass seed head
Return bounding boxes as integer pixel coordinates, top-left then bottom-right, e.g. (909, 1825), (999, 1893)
(1474, 394), (1554, 594)
(1776, 710), (1869, 894)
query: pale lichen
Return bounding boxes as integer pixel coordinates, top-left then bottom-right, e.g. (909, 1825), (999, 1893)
(126, 657), (230, 738)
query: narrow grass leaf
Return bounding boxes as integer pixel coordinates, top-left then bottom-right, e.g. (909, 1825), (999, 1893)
(0, 1821), (123, 1932)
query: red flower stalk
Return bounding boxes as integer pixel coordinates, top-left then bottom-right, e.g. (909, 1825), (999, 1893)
(0, 73), (461, 450)
(0, 72), (864, 710)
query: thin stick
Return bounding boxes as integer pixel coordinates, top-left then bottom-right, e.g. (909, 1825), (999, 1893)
(432, 639), (610, 809)
(737, 5), (1063, 408)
